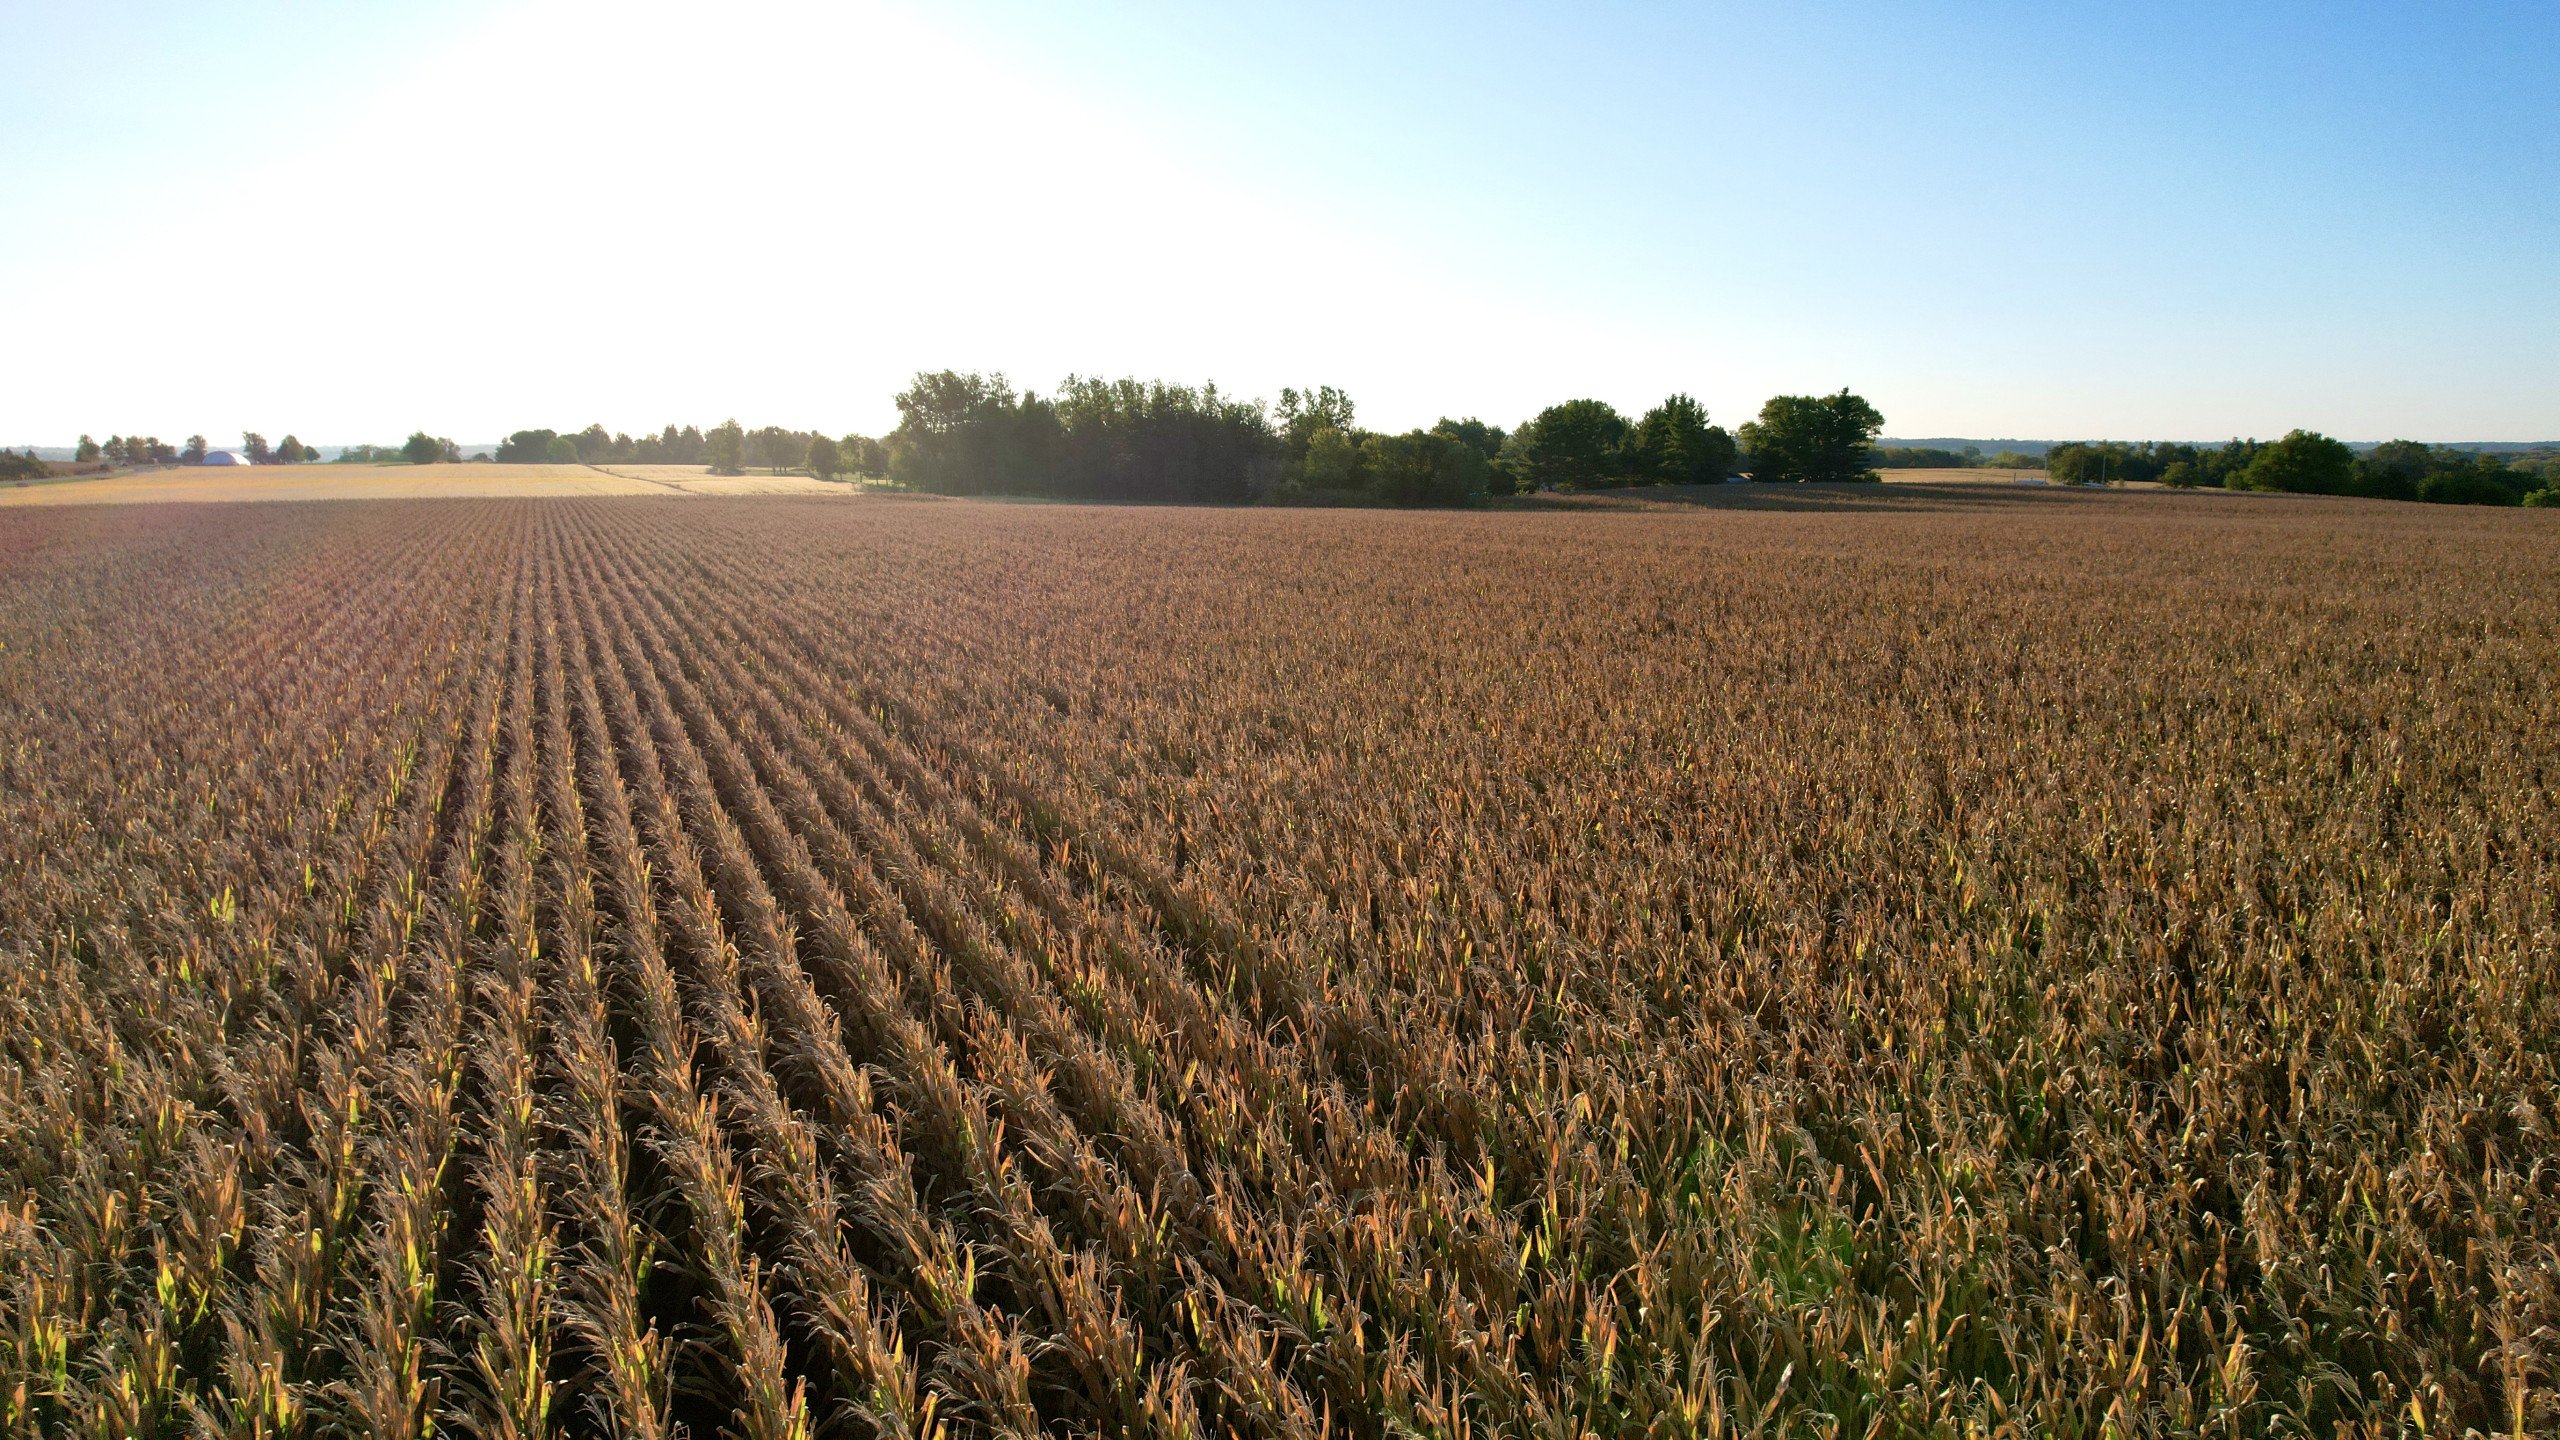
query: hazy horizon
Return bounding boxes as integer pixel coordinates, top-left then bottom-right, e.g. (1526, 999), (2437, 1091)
(5, 0), (2555, 445)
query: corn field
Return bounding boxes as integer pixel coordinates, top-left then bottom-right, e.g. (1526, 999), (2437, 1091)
(0, 492), (2552, 1439)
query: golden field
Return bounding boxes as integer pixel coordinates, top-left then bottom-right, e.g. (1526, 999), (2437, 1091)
(0, 490), (2552, 1437)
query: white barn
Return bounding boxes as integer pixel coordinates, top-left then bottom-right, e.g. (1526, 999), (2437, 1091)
(200, 450), (251, 466)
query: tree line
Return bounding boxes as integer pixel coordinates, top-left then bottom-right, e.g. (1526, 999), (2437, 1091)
(487, 421), (888, 478)
(1871, 445), (2047, 469)
(2046, 432), (2559, 506)
(336, 436), (465, 465)
(74, 432), (336, 466)
(76, 434), (193, 466)
(104, 381), (2551, 511)
(857, 373), (1889, 504)
(60, 382), (1887, 501)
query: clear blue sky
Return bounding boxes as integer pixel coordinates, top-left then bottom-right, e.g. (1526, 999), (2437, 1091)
(3, 0), (2554, 446)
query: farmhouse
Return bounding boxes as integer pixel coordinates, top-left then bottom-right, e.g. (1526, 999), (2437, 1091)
(199, 450), (251, 466)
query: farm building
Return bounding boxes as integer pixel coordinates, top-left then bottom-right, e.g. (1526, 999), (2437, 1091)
(199, 450), (251, 466)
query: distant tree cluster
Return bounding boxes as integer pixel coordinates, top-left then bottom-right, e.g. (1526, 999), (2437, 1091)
(2046, 439), (2261, 489)
(1868, 446), (2049, 470)
(218, 432), (317, 465)
(1476, 395), (1727, 493)
(332, 435), (461, 464)
(75, 434), (183, 467)
(882, 373), (1277, 502)
(1739, 391), (1887, 484)
(1273, 387), (1499, 505)
(0, 449), (45, 480)
(193, 384), (2551, 513)
(875, 374), (1852, 505)
(1869, 446), (1975, 469)
(2048, 432), (2556, 506)
(491, 422), (885, 479)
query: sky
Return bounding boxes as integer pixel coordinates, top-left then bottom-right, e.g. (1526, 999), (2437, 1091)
(2, 0), (2555, 447)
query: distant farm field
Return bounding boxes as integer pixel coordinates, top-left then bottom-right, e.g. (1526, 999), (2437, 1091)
(0, 492), (2553, 1437)
(0, 461), (846, 506)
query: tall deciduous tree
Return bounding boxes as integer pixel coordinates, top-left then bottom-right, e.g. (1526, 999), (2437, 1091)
(840, 435), (886, 477)
(752, 426), (802, 473)
(1429, 417), (1505, 461)
(2356, 440), (2433, 501)
(1301, 426), (1360, 491)
(805, 434), (842, 480)
(1433, 417), (1512, 494)
(497, 430), (557, 463)
(1276, 386), (1356, 457)
(1738, 391), (1884, 483)
(1506, 399), (1630, 491)
(2237, 430), (2354, 495)
(75, 435), (101, 463)
(705, 419), (746, 474)
(1361, 429), (1490, 505)
(1631, 394), (1738, 485)
(401, 432), (445, 465)
(180, 435), (207, 464)
(241, 432), (273, 465)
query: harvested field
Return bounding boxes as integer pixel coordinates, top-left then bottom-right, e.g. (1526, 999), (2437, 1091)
(0, 462), (848, 506)
(0, 493), (2554, 1437)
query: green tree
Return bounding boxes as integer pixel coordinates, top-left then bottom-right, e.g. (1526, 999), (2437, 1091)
(1508, 399), (1630, 490)
(1630, 394), (1738, 485)
(496, 429), (556, 463)
(2236, 430), (2354, 495)
(1430, 417), (1505, 460)
(806, 434), (842, 480)
(2046, 443), (2118, 486)
(1870, 446), (1972, 469)
(1361, 429), (1489, 506)
(1301, 425), (1361, 491)
(2417, 454), (2528, 506)
(241, 432), (273, 465)
(888, 372), (1017, 491)
(2356, 439), (2432, 501)
(1276, 386), (1357, 456)
(1738, 391), (1884, 483)
(840, 435), (887, 477)
(401, 431), (444, 465)
(1431, 419), (1513, 495)
(75, 435), (101, 463)
(181, 435), (207, 464)
(705, 418), (746, 474)
(753, 426), (802, 473)
(545, 435), (581, 464)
